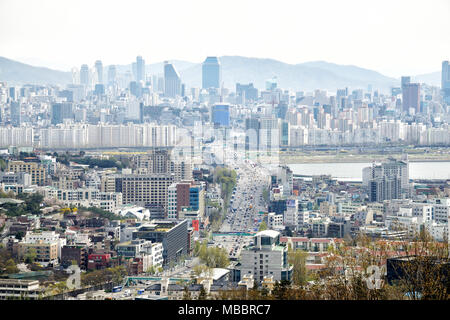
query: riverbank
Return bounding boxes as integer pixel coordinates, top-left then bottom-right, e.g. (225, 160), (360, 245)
(280, 153), (450, 164)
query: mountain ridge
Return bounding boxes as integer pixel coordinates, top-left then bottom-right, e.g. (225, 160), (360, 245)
(0, 55), (441, 92)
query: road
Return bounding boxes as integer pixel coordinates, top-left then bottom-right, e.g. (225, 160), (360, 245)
(216, 157), (270, 259)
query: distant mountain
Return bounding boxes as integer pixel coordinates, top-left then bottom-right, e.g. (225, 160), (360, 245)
(0, 56), (71, 85)
(412, 72), (441, 87)
(112, 60), (197, 76)
(0, 55), (441, 93)
(174, 56), (400, 93)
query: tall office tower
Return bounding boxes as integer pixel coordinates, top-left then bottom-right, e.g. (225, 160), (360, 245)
(202, 56), (221, 89)
(259, 116), (280, 153)
(402, 83), (421, 113)
(401, 76), (411, 89)
(236, 83), (258, 102)
(136, 56), (145, 82)
(211, 104), (230, 127)
(132, 62), (137, 81)
(9, 87), (17, 101)
(129, 81), (142, 97)
(442, 61), (450, 105)
(266, 77), (278, 91)
(245, 116), (261, 153)
(107, 65), (117, 86)
(95, 60), (103, 84)
(139, 102), (144, 124)
(10, 102), (21, 126)
(71, 67), (79, 84)
(164, 61), (181, 98)
(336, 89), (347, 109)
(80, 64), (89, 86)
(280, 121), (290, 147)
(152, 75), (159, 92)
(51, 102), (74, 125)
(158, 77), (164, 93)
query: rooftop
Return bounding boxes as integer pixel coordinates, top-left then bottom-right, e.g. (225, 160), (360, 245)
(255, 230), (280, 238)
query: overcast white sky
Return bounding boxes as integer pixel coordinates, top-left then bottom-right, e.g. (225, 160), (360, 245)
(1, 0), (449, 77)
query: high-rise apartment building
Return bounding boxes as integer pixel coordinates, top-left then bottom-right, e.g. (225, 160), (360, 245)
(364, 157), (409, 202)
(202, 56), (221, 89)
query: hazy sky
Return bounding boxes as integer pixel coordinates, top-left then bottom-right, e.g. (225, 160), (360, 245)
(1, 0), (449, 77)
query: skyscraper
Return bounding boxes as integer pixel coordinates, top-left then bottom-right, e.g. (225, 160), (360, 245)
(51, 102), (74, 125)
(402, 83), (420, 113)
(266, 77), (278, 91)
(202, 56), (221, 89)
(401, 76), (411, 89)
(80, 64), (89, 86)
(10, 102), (21, 127)
(442, 61), (450, 105)
(164, 61), (181, 98)
(236, 83), (258, 102)
(95, 60), (103, 84)
(136, 56), (145, 82)
(107, 65), (117, 86)
(211, 104), (230, 127)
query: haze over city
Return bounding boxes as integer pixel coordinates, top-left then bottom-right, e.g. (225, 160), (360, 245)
(1, 0), (449, 77)
(0, 0), (449, 305)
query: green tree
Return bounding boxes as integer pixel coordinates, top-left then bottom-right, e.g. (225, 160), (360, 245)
(4, 259), (19, 274)
(24, 248), (37, 264)
(288, 249), (308, 286)
(258, 221), (268, 232)
(262, 188), (269, 203)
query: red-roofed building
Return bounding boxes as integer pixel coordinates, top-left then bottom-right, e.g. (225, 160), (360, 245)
(87, 253), (112, 270)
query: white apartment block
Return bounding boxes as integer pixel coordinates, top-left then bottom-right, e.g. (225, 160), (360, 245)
(36, 186), (122, 212)
(23, 230), (66, 262)
(267, 212), (283, 230)
(38, 123), (177, 149)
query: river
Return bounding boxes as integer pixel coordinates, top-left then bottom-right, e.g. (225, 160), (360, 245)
(289, 161), (450, 181)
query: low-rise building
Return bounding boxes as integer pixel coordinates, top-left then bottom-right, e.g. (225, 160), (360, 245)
(0, 279), (43, 300)
(236, 230), (293, 284)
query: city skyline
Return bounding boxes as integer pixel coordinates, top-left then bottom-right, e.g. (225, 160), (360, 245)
(1, 0), (449, 77)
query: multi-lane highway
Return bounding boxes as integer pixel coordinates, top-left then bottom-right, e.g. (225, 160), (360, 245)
(215, 158), (270, 259)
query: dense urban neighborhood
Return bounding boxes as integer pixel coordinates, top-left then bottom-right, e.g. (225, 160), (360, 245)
(0, 8), (449, 300)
